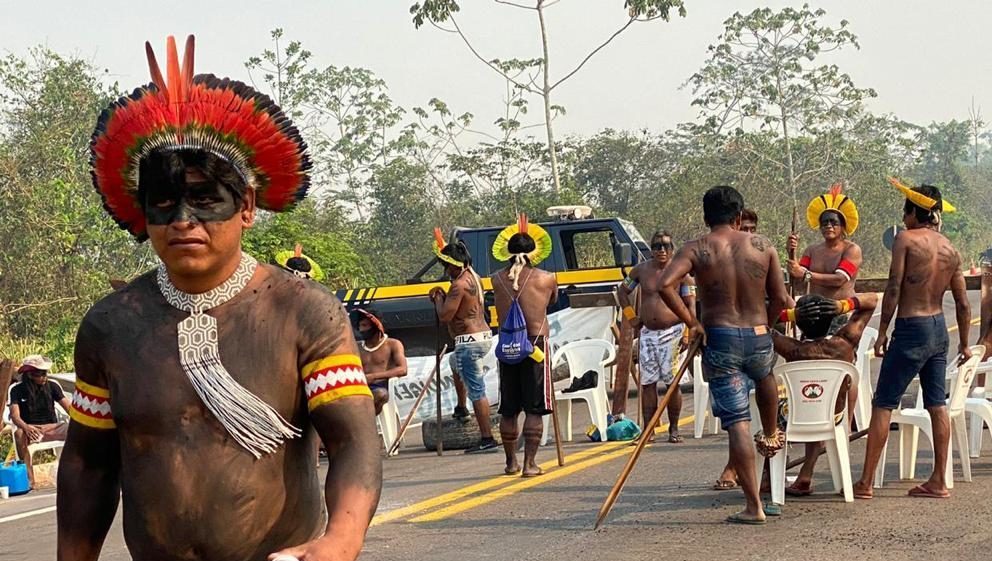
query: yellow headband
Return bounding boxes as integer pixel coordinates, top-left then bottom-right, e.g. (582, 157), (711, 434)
(433, 227), (465, 268)
(492, 214), (553, 266)
(887, 177), (956, 213)
(806, 183), (859, 236)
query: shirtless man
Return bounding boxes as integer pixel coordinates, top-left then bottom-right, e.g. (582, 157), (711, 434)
(739, 208), (759, 234)
(854, 182), (971, 500)
(491, 216), (557, 477)
(617, 231), (695, 442)
(355, 309), (408, 415)
(58, 36), (380, 561)
(429, 237), (497, 453)
(660, 186), (793, 525)
(787, 186), (863, 304)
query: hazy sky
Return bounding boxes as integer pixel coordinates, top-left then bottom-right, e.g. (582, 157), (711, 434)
(3, 0), (991, 138)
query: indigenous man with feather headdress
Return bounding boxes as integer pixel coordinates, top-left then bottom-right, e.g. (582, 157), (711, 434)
(853, 179), (971, 500)
(428, 229), (498, 454)
(57, 36), (380, 561)
(490, 215), (557, 477)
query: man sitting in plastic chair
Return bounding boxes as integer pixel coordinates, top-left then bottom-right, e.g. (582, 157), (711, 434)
(713, 293), (878, 501)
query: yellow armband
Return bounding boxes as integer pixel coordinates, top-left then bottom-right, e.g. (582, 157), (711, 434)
(622, 306), (637, 321)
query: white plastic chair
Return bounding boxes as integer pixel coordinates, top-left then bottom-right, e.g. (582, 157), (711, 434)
(966, 361), (992, 457)
(874, 346), (984, 489)
(4, 384), (69, 462)
(541, 339), (615, 443)
(769, 360), (858, 505)
(693, 355), (720, 438)
(852, 327), (878, 432)
(377, 377), (401, 456)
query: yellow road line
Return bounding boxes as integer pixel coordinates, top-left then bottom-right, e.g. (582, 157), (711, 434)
(407, 416), (695, 524)
(948, 316), (981, 333)
(372, 415), (693, 526)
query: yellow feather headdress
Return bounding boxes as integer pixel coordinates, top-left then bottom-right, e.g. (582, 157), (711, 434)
(492, 214), (553, 266)
(887, 177), (956, 213)
(806, 182), (859, 236)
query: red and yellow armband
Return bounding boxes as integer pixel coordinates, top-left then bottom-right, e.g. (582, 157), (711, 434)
(835, 259), (859, 281)
(838, 297), (860, 314)
(69, 380), (115, 429)
(302, 354), (372, 411)
(778, 308), (797, 323)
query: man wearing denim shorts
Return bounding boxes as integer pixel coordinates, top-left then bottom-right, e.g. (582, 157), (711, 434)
(430, 239), (498, 454)
(854, 182), (971, 500)
(660, 186), (793, 525)
(617, 231), (696, 443)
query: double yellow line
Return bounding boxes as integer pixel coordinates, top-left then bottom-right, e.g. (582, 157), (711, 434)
(372, 416), (694, 525)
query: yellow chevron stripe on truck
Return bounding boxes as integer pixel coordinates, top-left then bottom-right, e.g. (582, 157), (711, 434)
(339, 268), (625, 304)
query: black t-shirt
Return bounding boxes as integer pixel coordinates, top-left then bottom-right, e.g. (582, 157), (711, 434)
(9, 380), (65, 425)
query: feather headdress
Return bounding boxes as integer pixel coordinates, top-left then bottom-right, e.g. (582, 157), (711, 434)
(806, 182), (859, 236)
(432, 227), (465, 268)
(90, 35), (312, 240)
(275, 243), (325, 282)
(492, 213), (552, 266)
(887, 177), (956, 213)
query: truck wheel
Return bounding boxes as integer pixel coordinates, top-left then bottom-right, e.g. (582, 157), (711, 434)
(422, 413), (503, 451)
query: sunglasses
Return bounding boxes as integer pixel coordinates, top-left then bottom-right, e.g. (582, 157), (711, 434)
(25, 370), (48, 376)
(650, 242), (674, 252)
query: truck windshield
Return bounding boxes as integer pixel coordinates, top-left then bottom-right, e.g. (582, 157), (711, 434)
(618, 219), (647, 245)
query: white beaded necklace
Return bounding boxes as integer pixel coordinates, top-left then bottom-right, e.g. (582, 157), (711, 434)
(361, 333), (389, 353)
(157, 252), (300, 458)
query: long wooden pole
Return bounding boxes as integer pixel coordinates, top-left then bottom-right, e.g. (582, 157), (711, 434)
(434, 311), (444, 457)
(549, 385), (566, 467)
(388, 344), (449, 456)
(594, 336), (702, 529)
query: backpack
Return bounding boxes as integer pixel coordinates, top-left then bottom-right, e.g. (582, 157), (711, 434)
(494, 272), (534, 365)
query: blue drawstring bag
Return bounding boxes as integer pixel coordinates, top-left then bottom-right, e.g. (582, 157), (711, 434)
(495, 296), (534, 365)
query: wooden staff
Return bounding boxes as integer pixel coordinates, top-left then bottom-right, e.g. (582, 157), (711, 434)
(387, 344), (449, 456)
(434, 310), (444, 456)
(594, 336), (702, 529)
(788, 207), (799, 337)
(549, 383), (566, 467)
(785, 428), (868, 470)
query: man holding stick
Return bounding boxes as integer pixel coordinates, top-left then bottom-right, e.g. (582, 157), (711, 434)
(853, 180), (971, 500)
(491, 215), (558, 477)
(429, 230), (498, 454)
(617, 231), (695, 443)
(660, 186), (793, 525)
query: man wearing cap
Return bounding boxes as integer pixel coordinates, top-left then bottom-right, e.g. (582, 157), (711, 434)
(9, 355), (71, 489)
(429, 229), (499, 454)
(853, 179), (971, 500)
(355, 308), (408, 415)
(57, 36), (380, 561)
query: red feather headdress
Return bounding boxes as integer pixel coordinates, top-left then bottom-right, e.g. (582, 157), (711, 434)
(90, 35), (312, 240)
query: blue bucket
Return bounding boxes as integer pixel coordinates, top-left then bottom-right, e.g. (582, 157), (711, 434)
(0, 461), (31, 495)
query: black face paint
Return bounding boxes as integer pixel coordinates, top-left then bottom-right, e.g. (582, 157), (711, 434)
(357, 328), (378, 341)
(144, 180), (242, 226)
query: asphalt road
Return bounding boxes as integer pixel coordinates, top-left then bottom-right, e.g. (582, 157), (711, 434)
(3, 292), (990, 561)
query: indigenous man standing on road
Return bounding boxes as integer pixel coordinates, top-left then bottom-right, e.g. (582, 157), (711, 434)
(429, 231), (498, 454)
(355, 308), (408, 415)
(853, 180), (971, 500)
(491, 215), (557, 477)
(617, 231), (695, 443)
(58, 36), (381, 561)
(10, 355), (71, 489)
(783, 184), (863, 495)
(659, 186), (793, 525)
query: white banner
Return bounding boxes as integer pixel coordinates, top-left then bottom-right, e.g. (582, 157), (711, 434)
(389, 307), (615, 423)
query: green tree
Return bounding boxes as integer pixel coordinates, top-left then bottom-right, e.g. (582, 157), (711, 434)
(686, 3), (876, 221)
(409, 0), (686, 196)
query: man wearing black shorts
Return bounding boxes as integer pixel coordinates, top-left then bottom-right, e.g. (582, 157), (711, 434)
(491, 215), (557, 477)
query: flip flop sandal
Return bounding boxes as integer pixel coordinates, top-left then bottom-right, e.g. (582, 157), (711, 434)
(712, 479), (738, 490)
(853, 488), (873, 500)
(907, 484), (950, 499)
(668, 433), (684, 444)
(763, 503), (783, 517)
(521, 468), (544, 478)
(726, 512), (766, 525)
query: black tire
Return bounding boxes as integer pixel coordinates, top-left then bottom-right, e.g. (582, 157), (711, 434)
(422, 413), (503, 451)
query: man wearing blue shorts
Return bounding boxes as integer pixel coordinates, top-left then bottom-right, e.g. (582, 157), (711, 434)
(430, 237), (498, 454)
(660, 186), (793, 525)
(853, 181), (971, 500)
